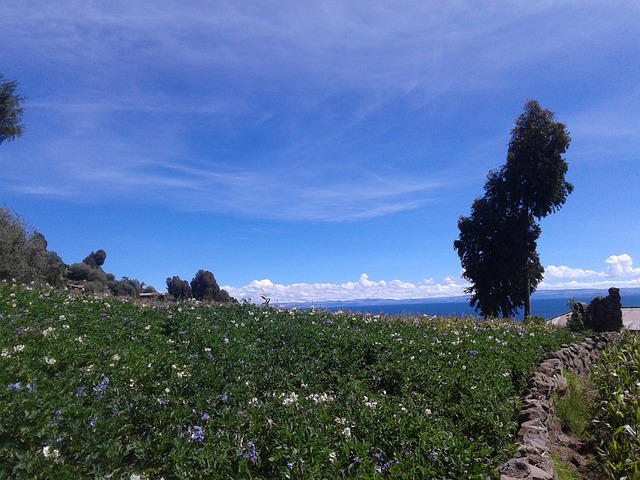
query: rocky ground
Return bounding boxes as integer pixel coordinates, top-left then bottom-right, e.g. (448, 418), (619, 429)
(551, 429), (606, 480)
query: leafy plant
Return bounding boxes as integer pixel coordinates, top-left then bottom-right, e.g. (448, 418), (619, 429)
(592, 331), (640, 479)
(0, 282), (580, 479)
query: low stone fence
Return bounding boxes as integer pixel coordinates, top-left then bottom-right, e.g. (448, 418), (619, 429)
(497, 332), (619, 480)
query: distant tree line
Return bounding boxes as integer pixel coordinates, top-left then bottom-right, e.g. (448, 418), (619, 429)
(0, 72), (235, 303)
(166, 270), (236, 303)
(0, 206), (236, 302)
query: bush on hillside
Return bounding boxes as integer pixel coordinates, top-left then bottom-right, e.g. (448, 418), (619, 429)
(0, 207), (65, 286)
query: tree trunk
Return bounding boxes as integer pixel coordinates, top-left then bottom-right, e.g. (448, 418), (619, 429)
(524, 268), (531, 319)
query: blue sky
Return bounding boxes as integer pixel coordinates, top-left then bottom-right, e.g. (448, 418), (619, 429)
(1, 1), (639, 304)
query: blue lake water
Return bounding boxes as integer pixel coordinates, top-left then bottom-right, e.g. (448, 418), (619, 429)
(324, 293), (640, 320)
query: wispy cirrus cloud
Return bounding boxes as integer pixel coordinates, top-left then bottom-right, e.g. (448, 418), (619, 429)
(1, 1), (638, 223)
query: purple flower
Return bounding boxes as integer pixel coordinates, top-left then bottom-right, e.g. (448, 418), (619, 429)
(287, 461), (294, 470)
(93, 377), (110, 395)
(76, 386), (87, 397)
(427, 451), (438, 463)
(242, 441), (258, 462)
(188, 425), (205, 443)
(221, 394), (228, 403)
(89, 416), (98, 429)
(7, 382), (21, 391)
(469, 350), (478, 357)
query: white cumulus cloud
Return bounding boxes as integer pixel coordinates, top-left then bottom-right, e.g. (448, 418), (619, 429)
(543, 253), (640, 290)
(605, 254), (640, 277)
(223, 274), (467, 304)
(543, 265), (605, 280)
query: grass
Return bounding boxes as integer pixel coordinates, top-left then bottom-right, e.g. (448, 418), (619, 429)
(591, 331), (640, 480)
(0, 281), (581, 479)
(554, 371), (598, 439)
(551, 452), (583, 480)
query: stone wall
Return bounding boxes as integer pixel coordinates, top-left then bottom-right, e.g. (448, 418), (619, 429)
(497, 332), (619, 480)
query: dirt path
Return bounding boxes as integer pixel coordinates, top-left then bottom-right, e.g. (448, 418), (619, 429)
(551, 430), (606, 480)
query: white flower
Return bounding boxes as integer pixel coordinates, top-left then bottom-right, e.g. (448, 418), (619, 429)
(42, 327), (56, 337)
(44, 356), (57, 365)
(13, 345), (25, 353)
(329, 452), (337, 463)
(364, 396), (378, 410)
(281, 392), (299, 407)
(145, 325), (151, 331)
(130, 474), (141, 480)
(111, 354), (120, 361)
(42, 445), (60, 459)
(425, 408), (432, 416)
(307, 392), (335, 404)
(342, 427), (352, 438)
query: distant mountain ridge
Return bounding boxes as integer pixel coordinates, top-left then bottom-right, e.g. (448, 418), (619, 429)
(281, 287), (640, 309)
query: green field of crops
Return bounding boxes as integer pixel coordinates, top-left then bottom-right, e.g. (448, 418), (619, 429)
(592, 331), (640, 479)
(0, 282), (580, 479)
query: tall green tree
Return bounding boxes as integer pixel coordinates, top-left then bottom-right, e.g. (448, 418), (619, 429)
(454, 100), (572, 318)
(0, 74), (25, 145)
(190, 269), (221, 301)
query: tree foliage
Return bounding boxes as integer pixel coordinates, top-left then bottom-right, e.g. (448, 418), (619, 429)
(166, 276), (192, 299)
(0, 74), (25, 145)
(454, 100), (572, 318)
(190, 269), (221, 301)
(190, 269), (236, 303)
(505, 100), (573, 219)
(83, 249), (107, 268)
(0, 207), (65, 285)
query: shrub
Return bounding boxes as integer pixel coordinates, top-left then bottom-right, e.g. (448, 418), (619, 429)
(0, 207), (58, 285)
(67, 263), (107, 284)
